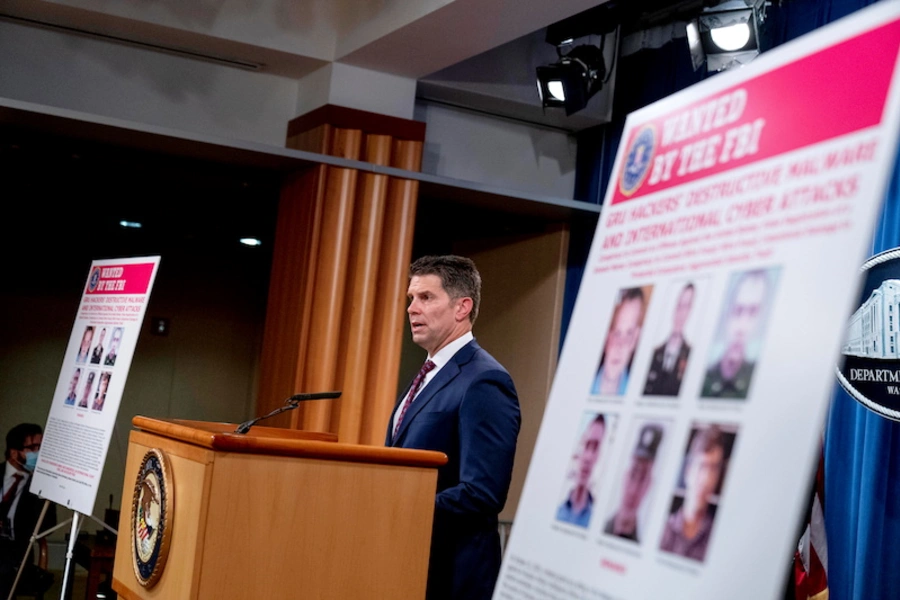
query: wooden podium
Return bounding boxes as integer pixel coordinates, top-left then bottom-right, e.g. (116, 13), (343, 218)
(112, 416), (447, 600)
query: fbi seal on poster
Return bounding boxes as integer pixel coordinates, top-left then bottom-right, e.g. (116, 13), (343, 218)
(619, 125), (656, 197)
(131, 448), (174, 588)
(837, 247), (900, 421)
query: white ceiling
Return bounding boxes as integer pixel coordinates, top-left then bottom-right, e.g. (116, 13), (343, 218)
(0, 0), (701, 132)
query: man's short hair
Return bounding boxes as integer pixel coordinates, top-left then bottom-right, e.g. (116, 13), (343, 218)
(617, 287), (646, 322)
(688, 425), (724, 460)
(410, 255), (482, 323)
(6, 423), (43, 458)
(584, 413), (606, 437)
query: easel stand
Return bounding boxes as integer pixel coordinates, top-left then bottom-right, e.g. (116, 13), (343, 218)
(6, 499), (117, 600)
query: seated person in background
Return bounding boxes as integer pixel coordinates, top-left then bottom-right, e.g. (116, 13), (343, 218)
(0, 424), (57, 598)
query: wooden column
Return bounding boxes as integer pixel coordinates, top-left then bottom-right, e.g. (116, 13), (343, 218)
(257, 106), (425, 443)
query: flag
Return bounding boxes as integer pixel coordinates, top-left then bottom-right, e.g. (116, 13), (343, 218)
(794, 447), (828, 600)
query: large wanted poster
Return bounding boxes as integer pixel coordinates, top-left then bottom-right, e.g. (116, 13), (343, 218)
(496, 4), (900, 600)
(31, 256), (160, 515)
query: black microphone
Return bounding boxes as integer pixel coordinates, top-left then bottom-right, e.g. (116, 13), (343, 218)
(234, 391), (341, 434)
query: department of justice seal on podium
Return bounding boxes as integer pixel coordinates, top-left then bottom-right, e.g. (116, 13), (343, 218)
(131, 448), (174, 588)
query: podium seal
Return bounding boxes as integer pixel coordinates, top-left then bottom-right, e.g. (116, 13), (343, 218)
(131, 448), (174, 588)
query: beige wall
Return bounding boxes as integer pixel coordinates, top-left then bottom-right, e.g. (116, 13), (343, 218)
(0, 251), (267, 530)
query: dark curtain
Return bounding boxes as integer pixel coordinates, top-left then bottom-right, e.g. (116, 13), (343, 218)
(568, 1), (899, 598)
(824, 144), (900, 600)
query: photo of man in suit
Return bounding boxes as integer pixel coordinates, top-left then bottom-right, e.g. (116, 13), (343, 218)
(385, 255), (520, 600)
(701, 268), (779, 399)
(0, 424), (57, 598)
(644, 283), (695, 397)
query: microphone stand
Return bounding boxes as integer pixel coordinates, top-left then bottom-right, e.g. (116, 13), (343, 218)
(234, 391), (341, 434)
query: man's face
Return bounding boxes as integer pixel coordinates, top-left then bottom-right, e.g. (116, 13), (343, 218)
(80, 328), (93, 351)
(672, 286), (695, 336)
(82, 373), (94, 398)
(98, 329), (106, 344)
(576, 420), (605, 486)
(684, 445), (724, 513)
(99, 374), (110, 395)
(407, 274), (468, 356)
(68, 371), (80, 395)
(110, 331), (122, 353)
(621, 456), (653, 511)
(604, 298), (643, 376)
(11, 434), (42, 469)
(724, 275), (767, 356)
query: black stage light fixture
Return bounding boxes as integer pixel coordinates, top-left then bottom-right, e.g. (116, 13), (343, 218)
(536, 43), (607, 116)
(687, 2), (765, 72)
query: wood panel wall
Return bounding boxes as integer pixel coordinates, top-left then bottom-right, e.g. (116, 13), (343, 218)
(257, 106), (424, 444)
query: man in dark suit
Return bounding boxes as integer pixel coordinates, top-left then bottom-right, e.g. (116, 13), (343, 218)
(0, 423), (57, 598)
(386, 255), (520, 600)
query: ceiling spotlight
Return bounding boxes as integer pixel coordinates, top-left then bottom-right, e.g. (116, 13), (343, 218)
(710, 22), (751, 51)
(688, 3), (764, 72)
(536, 44), (607, 116)
(239, 237), (262, 247)
(119, 220), (142, 229)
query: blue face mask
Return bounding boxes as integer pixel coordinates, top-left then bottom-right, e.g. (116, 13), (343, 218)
(23, 451), (38, 472)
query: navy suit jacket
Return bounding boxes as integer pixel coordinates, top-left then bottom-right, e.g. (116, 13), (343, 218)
(386, 339), (520, 600)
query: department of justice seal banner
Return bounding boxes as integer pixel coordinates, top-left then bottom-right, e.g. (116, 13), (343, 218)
(837, 247), (900, 421)
(131, 448), (174, 588)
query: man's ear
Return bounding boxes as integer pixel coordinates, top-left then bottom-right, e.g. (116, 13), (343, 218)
(455, 297), (473, 322)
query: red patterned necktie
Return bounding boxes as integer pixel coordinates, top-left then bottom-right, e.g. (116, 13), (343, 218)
(393, 360), (436, 437)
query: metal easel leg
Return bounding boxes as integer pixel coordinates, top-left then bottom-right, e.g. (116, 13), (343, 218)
(58, 513), (82, 600)
(5, 501), (118, 600)
(5, 500), (73, 600)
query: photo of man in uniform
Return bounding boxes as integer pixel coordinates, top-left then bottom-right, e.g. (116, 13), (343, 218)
(660, 423), (734, 562)
(591, 287), (651, 396)
(556, 413), (607, 528)
(90, 327), (106, 365)
(104, 327), (123, 367)
(644, 283), (696, 397)
(604, 422), (663, 542)
(701, 268), (779, 399)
